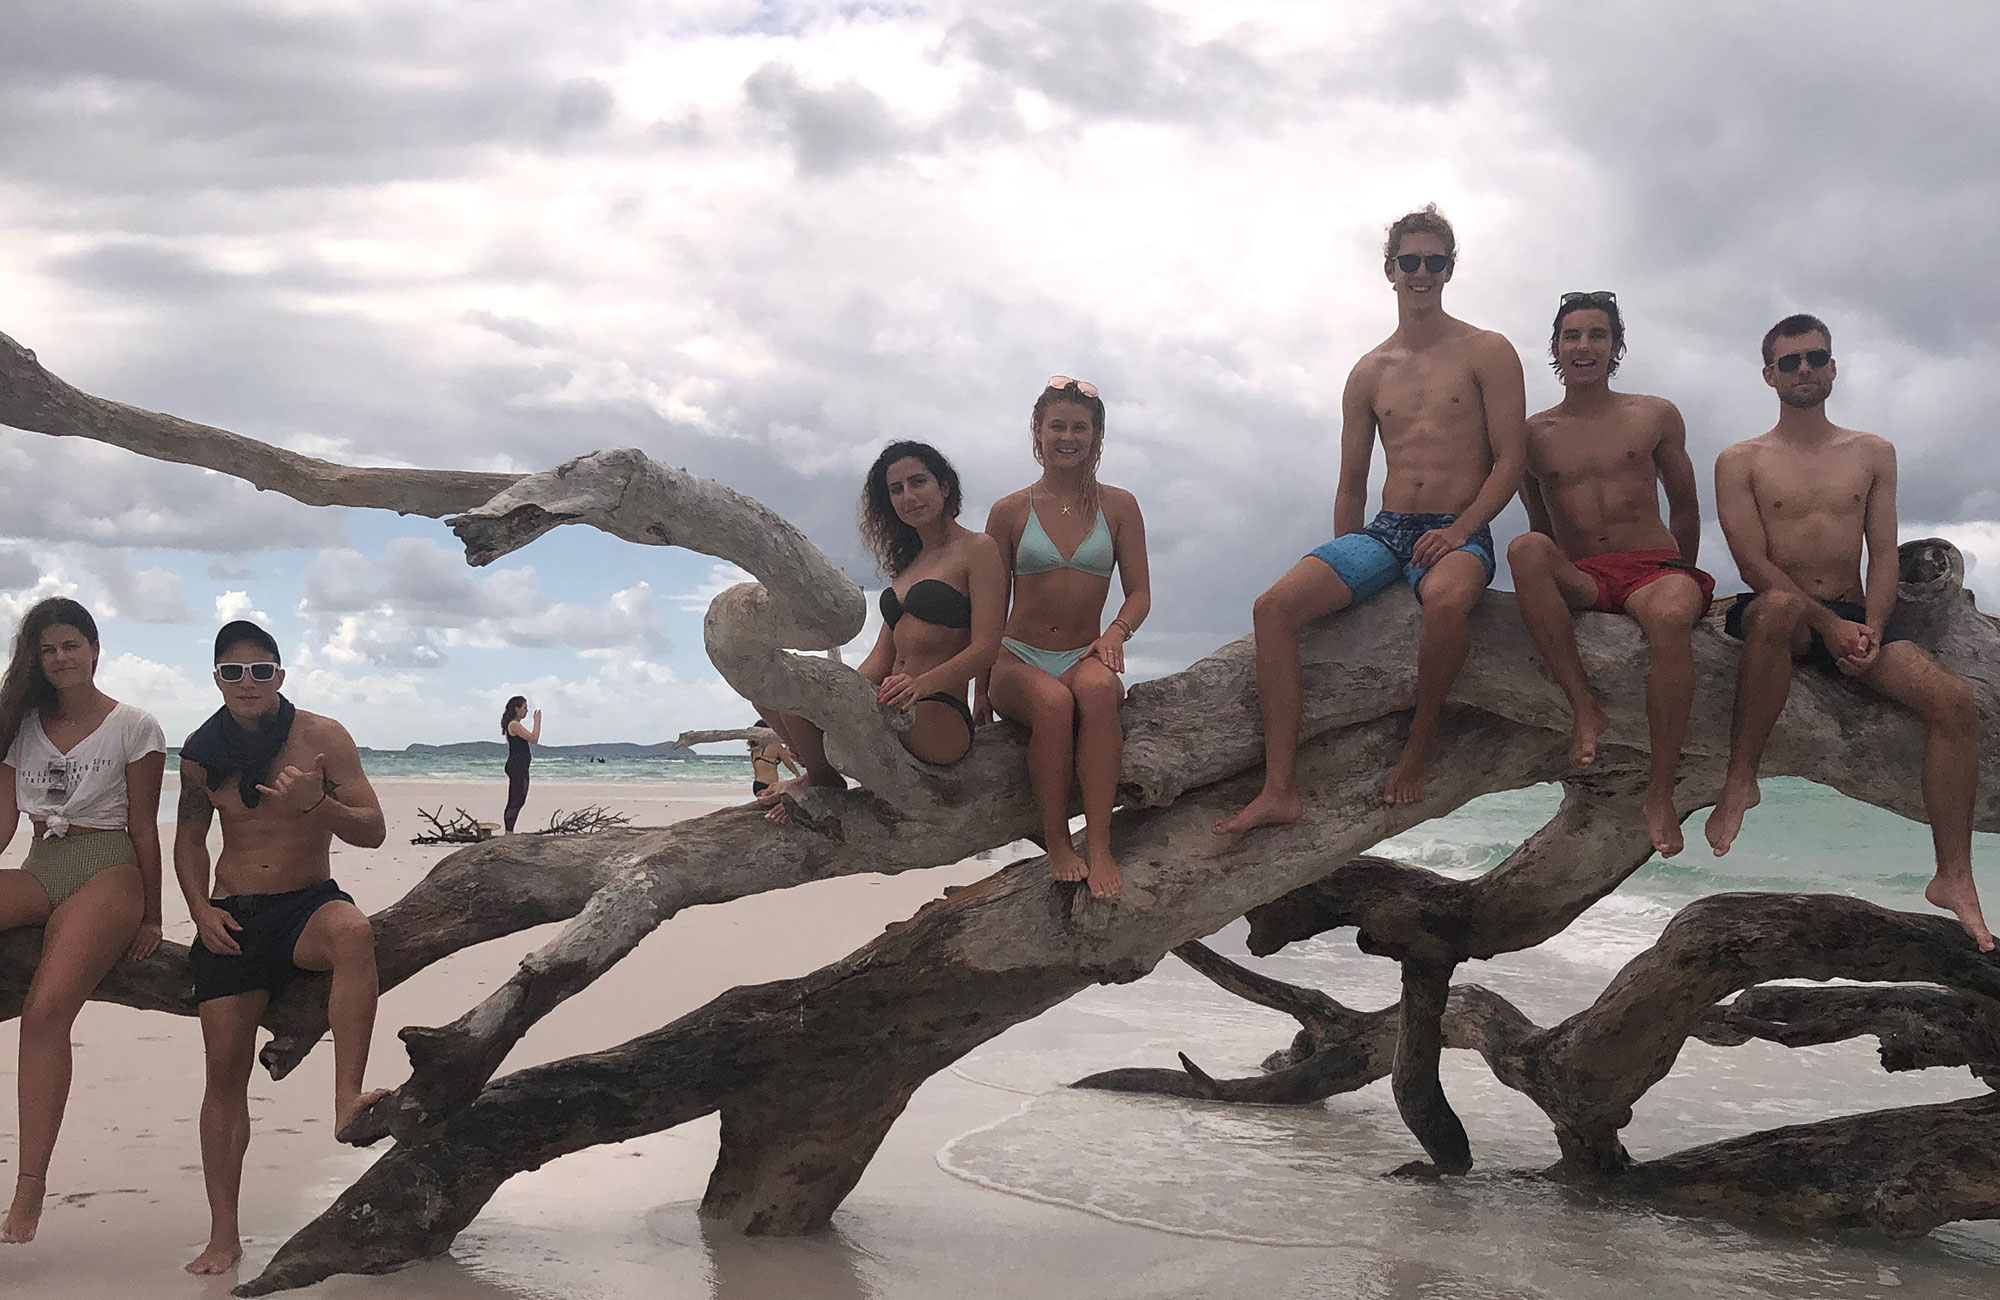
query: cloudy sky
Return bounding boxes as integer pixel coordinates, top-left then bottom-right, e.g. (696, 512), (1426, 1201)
(4, 1), (1998, 748)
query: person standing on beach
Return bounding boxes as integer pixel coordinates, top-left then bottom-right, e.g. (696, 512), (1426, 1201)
(501, 695), (541, 832)
(1215, 205), (1527, 831)
(176, 621), (388, 1275)
(0, 598), (165, 1244)
(757, 441), (1005, 819)
(983, 377), (1152, 899)
(1508, 292), (1713, 856)
(1708, 314), (1990, 950)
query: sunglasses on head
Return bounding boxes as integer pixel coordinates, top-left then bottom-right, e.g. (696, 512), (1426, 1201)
(1773, 349), (1831, 374)
(1046, 375), (1100, 398)
(214, 662), (279, 683)
(1394, 253), (1451, 274)
(1560, 289), (1617, 307)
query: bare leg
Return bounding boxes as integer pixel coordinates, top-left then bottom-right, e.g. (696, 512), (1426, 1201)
(1625, 576), (1708, 857)
(1505, 533), (1608, 768)
(1214, 558), (1353, 833)
(189, 991), (266, 1274)
(1861, 643), (1992, 950)
(2, 864), (140, 1244)
(991, 654), (1087, 882)
(1707, 592), (1810, 856)
(292, 901), (387, 1135)
(1385, 552), (1489, 805)
(1065, 659), (1126, 898)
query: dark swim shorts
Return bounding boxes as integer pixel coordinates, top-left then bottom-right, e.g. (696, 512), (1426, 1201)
(190, 878), (354, 1003)
(1722, 593), (1906, 676)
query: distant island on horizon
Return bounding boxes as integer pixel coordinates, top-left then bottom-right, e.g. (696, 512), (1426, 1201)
(358, 741), (707, 759)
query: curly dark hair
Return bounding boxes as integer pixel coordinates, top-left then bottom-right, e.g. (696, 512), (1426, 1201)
(1030, 380), (1107, 513)
(1549, 292), (1626, 378)
(0, 597), (99, 757)
(859, 441), (963, 577)
(501, 695), (528, 737)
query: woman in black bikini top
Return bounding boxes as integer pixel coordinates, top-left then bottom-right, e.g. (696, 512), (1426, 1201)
(755, 441), (1006, 822)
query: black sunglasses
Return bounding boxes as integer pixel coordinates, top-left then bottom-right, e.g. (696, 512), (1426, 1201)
(1560, 289), (1617, 306)
(215, 661), (279, 683)
(1773, 349), (1831, 374)
(1394, 253), (1451, 274)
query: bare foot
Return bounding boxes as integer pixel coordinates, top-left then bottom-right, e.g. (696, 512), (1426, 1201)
(1704, 777), (1760, 856)
(1644, 790), (1684, 858)
(1926, 872), (1996, 952)
(185, 1238), (243, 1275)
(1212, 789), (1303, 835)
(757, 773), (844, 825)
(1382, 746), (1430, 806)
(1084, 845), (1123, 899)
(1568, 699), (1610, 769)
(335, 1087), (392, 1144)
(1048, 840), (1089, 883)
(1, 1173), (45, 1244)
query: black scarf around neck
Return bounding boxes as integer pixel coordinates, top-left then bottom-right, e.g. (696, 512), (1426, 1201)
(182, 696), (297, 809)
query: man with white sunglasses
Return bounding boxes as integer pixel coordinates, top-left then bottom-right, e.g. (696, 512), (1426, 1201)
(174, 620), (387, 1276)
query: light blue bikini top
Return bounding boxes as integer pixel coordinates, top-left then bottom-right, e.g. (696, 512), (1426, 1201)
(1015, 498), (1115, 577)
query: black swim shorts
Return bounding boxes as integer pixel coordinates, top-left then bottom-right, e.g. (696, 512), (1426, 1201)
(1722, 593), (1907, 675)
(190, 878), (354, 1003)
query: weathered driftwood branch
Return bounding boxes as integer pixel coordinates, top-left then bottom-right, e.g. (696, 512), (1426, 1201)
(674, 726), (778, 748)
(7, 330), (2000, 1291)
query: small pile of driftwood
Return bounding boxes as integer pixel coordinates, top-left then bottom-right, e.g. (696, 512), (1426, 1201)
(410, 804), (632, 844)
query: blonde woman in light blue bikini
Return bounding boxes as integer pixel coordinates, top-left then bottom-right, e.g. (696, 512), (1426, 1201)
(980, 377), (1151, 899)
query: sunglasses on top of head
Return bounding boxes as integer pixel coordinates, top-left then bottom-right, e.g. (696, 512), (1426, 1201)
(1394, 253), (1451, 274)
(1773, 349), (1831, 374)
(1046, 375), (1100, 398)
(215, 662), (279, 683)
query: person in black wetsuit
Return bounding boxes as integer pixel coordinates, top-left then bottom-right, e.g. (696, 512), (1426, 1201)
(501, 695), (541, 832)
(756, 441), (1005, 823)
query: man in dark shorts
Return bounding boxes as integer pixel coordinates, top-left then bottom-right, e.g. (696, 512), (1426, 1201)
(174, 621), (388, 1275)
(1510, 291), (1713, 855)
(1710, 314), (1989, 951)
(1215, 204), (1527, 829)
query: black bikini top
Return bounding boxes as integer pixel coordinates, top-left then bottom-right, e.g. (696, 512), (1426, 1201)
(880, 578), (972, 630)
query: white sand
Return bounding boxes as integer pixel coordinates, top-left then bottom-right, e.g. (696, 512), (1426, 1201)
(0, 778), (1086, 1297)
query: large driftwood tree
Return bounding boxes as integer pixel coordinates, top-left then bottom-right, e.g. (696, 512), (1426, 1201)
(3, 327), (1998, 1295)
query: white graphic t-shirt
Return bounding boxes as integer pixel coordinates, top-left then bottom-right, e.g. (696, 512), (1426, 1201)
(6, 702), (167, 838)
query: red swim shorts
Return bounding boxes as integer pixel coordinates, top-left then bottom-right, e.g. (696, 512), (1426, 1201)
(1573, 548), (1716, 614)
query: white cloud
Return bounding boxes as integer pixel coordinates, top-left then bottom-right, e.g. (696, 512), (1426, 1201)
(215, 589), (270, 624)
(294, 538), (672, 668)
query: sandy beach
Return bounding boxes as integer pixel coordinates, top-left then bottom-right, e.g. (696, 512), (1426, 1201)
(6, 776), (2000, 1300)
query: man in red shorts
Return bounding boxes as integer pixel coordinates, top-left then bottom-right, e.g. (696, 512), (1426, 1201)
(1508, 291), (1714, 856)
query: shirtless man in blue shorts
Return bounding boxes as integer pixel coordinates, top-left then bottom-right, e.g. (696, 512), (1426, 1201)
(1217, 205), (1527, 830)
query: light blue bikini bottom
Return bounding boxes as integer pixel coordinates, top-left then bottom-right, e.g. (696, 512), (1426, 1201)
(1002, 636), (1091, 679)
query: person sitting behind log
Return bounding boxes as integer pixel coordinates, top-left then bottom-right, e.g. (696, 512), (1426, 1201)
(0, 598), (165, 1245)
(1509, 291), (1714, 857)
(176, 621), (390, 1275)
(1708, 313), (1990, 951)
(1215, 205), (1527, 831)
(980, 377), (1151, 899)
(747, 717), (798, 795)
(757, 441), (1005, 823)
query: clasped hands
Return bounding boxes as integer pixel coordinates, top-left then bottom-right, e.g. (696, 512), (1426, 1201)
(1823, 619), (1880, 676)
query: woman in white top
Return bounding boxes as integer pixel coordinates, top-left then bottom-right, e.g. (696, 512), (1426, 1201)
(0, 598), (165, 1244)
